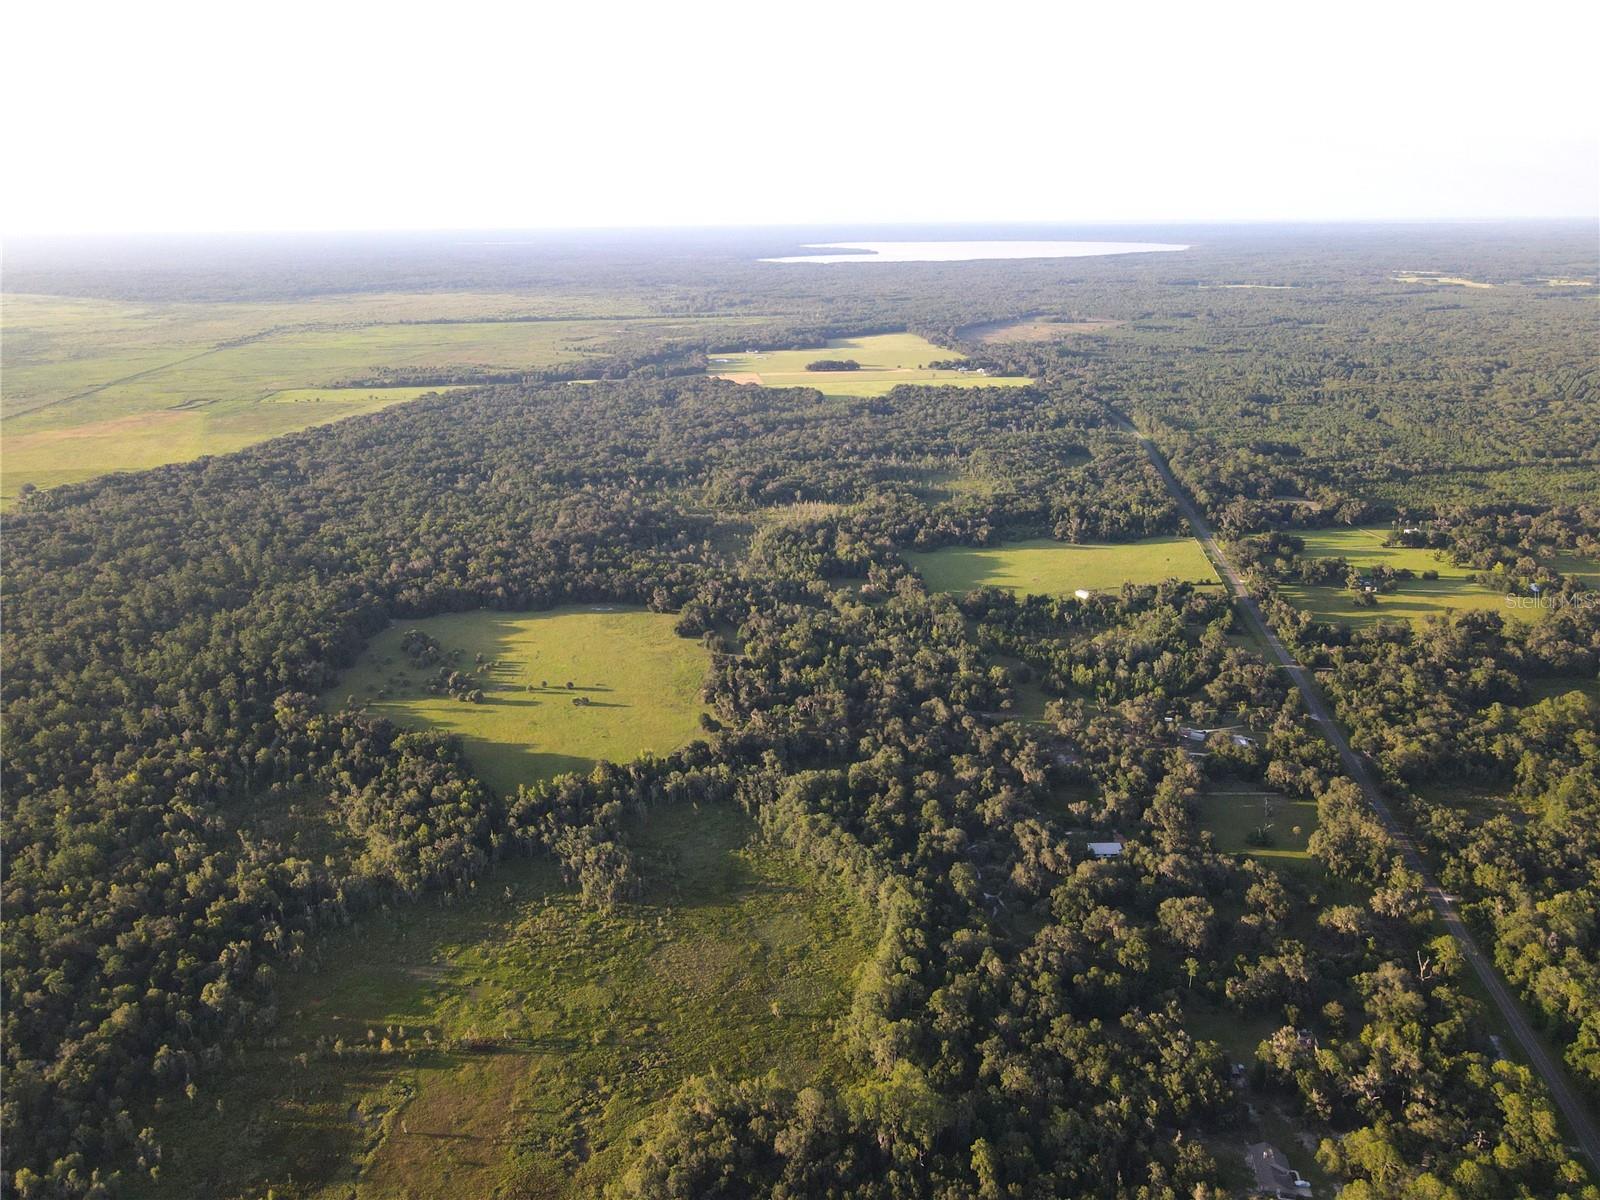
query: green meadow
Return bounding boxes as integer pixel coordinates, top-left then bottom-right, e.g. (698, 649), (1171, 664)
(323, 608), (710, 794)
(2, 293), (751, 500)
(1278, 526), (1542, 627)
(707, 331), (1032, 398)
(1549, 551), (1600, 589)
(131, 804), (873, 1200)
(907, 536), (1219, 597)
(1195, 785), (1318, 867)
(5, 386), (462, 495)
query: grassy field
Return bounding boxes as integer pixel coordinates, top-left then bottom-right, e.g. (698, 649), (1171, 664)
(2, 293), (751, 500)
(323, 608), (710, 794)
(907, 536), (1219, 597)
(1550, 551), (1600, 588)
(707, 331), (1032, 397)
(1279, 527), (1542, 627)
(130, 804), (873, 1200)
(6, 385), (462, 495)
(1195, 785), (1318, 867)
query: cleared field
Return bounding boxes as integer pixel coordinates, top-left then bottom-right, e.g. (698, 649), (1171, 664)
(907, 536), (1219, 596)
(130, 804), (872, 1200)
(265, 385), (460, 405)
(1278, 527), (1541, 627)
(959, 315), (1125, 343)
(6, 386), (460, 494)
(1393, 273), (1494, 289)
(323, 608), (710, 794)
(2, 292), (641, 419)
(1549, 551), (1600, 588)
(1196, 787), (1317, 865)
(2, 293), (752, 500)
(707, 331), (1032, 397)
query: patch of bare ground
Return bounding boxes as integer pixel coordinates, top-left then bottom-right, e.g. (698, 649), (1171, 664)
(1393, 272), (1495, 289)
(960, 315), (1125, 344)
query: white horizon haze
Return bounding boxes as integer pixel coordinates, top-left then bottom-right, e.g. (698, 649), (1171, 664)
(3, 0), (1596, 236)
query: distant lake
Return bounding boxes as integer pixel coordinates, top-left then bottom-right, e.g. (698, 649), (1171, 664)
(761, 240), (1190, 264)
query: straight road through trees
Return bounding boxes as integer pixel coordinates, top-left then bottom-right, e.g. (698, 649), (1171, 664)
(1118, 415), (1600, 1170)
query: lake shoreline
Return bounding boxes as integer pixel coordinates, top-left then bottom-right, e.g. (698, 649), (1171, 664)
(762, 239), (1191, 263)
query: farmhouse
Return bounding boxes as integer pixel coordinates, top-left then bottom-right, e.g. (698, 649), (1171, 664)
(1088, 839), (1123, 859)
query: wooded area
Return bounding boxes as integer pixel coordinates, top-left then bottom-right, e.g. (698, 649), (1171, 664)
(3, 226), (1597, 1198)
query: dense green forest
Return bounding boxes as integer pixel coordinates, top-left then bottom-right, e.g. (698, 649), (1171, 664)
(3, 226), (1598, 1198)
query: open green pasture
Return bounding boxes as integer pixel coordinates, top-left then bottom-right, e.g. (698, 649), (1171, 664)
(1549, 551), (1600, 589)
(907, 536), (1219, 597)
(1277, 526), (1541, 627)
(2, 292), (749, 500)
(707, 331), (1032, 397)
(5, 385), (462, 495)
(323, 608), (710, 794)
(130, 804), (873, 1200)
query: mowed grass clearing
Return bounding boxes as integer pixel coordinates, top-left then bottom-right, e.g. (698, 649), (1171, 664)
(907, 536), (1219, 597)
(323, 608), (710, 794)
(1196, 786), (1318, 867)
(1278, 527), (1541, 627)
(707, 331), (1032, 398)
(130, 804), (873, 1200)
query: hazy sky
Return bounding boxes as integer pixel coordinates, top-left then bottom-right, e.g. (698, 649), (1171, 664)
(5, 0), (1596, 234)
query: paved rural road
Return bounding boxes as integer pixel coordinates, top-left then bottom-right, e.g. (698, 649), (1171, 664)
(1119, 416), (1600, 1169)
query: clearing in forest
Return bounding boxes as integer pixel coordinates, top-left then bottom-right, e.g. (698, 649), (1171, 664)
(128, 804), (873, 1200)
(1278, 527), (1547, 627)
(907, 536), (1219, 597)
(1393, 272), (1495, 289)
(322, 607), (710, 794)
(1196, 785), (1317, 865)
(706, 331), (1032, 397)
(959, 315), (1125, 343)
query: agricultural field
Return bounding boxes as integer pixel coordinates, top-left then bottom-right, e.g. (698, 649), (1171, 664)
(907, 535), (1219, 597)
(706, 331), (1032, 397)
(6, 385), (463, 497)
(1, 293), (750, 500)
(130, 804), (873, 1200)
(1277, 527), (1543, 627)
(322, 608), (710, 794)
